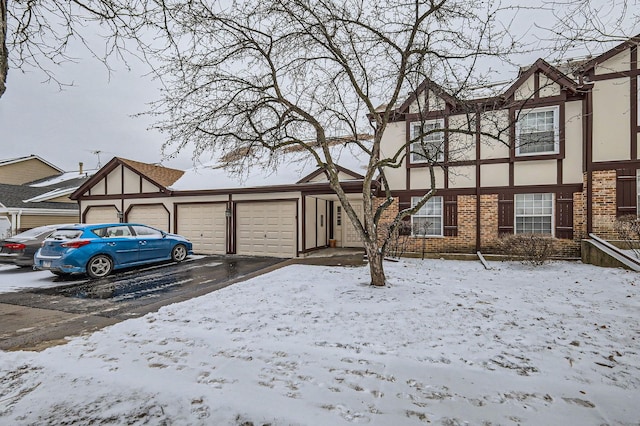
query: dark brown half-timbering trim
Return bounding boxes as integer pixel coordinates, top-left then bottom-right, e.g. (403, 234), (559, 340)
(227, 195), (233, 254)
(301, 196), (306, 251)
(497, 193), (514, 235)
(475, 111), (482, 251)
(631, 46), (638, 159)
(588, 69), (640, 81)
(392, 183), (583, 199)
(443, 195), (458, 236)
(616, 168), (637, 217)
(591, 159), (640, 171)
(555, 191), (574, 239)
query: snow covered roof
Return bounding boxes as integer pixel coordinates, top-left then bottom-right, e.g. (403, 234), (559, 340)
(169, 142), (370, 191)
(28, 169), (99, 188)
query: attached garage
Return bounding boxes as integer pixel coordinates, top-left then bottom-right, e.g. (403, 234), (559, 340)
(236, 201), (297, 257)
(176, 203), (227, 255)
(85, 206), (119, 224)
(127, 204), (170, 232)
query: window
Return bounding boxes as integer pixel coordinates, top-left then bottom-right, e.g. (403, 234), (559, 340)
(336, 206), (342, 226)
(410, 119), (444, 162)
(516, 106), (559, 155)
(94, 225), (132, 238)
(515, 193), (553, 235)
(411, 196), (443, 236)
(132, 225), (163, 238)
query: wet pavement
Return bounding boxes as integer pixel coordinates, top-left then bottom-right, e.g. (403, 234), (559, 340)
(0, 256), (286, 351)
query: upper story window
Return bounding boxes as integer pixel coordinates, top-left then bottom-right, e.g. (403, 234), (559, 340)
(515, 106), (559, 156)
(515, 193), (553, 235)
(411, 196), (443, 236)
(410, 119), (445, 163)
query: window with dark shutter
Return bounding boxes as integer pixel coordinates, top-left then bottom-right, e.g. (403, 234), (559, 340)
(616, 168), (637, 217)
(556, 191), (574, 239)
(443, 195), (458, 236)
(498, 193), (514, 235)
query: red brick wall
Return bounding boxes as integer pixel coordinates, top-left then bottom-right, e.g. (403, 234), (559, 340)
(375, 190), (583, 258)
(591, 170), (618, 239)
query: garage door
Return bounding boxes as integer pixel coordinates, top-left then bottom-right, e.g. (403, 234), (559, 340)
(128, 205), (169, 232)
(85, 206), (119, 224)
(176, 203), (226, 255)
(236, 201), (296, 258)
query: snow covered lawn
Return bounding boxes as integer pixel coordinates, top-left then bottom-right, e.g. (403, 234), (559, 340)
(1, 259), (639, 425)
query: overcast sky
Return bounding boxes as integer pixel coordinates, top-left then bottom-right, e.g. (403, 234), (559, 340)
(0, 2), (636, 174)
(0, 54), (199, 173)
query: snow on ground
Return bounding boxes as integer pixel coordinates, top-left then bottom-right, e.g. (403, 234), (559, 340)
(0, 259), (639, 425)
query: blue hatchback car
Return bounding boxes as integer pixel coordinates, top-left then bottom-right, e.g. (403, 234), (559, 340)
(34, 223), (193, 279)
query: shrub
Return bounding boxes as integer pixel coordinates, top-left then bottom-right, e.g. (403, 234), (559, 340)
(613, 215), (640, 258)
(498, 234), (556, 266)
(382, 220), (413, 259)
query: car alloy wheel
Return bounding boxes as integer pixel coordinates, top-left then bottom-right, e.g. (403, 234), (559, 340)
(171, 244), (187, 262)
(87, 255), (113, 279)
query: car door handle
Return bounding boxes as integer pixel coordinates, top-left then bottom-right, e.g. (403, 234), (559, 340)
(139, 241), (147, 245)
(107, 242), (117, 246)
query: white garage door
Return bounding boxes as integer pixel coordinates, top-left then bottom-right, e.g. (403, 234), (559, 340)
(176, 203), (226, 255)
(85, 206), (119, 224)
(236, 201), (297, 258)
(128, 205), (169, 231)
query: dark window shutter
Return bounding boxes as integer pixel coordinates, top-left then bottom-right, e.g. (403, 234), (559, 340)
(616, 168), (637, 217)
(555, 191), (574, 239)
(498, 193), (514, 235)
(443, 195), (457, 236)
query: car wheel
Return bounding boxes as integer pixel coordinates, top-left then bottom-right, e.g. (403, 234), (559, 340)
(87, 255), (113, 279)
(171, 244), (188, 262)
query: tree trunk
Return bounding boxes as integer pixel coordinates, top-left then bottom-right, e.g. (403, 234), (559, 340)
(0, 0), (7, 98)
(363, 241), (386, 286)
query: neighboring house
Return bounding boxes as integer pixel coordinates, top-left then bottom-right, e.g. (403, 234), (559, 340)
(0, 157), (95, 237)
(0, 155), (64, 185)
(71, 36), (639, 258)
(71, 152), (367, 257)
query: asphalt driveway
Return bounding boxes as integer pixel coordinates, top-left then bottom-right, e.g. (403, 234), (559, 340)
(0, 256), (287, 351)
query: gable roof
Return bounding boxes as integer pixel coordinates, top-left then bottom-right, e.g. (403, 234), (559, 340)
(169, 143), (369, 191)
(578, 34), (640, 74)
(0, 183), (79, 210)
(0, 155), (65, 174)
(118, 158), (185, 188)
(396, 77), (458, 114)
(502, 58), (579, 100)
(70, 157), (185, 199)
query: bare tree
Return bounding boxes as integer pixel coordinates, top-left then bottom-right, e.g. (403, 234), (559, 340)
(1, 0), (148, 98)
(131, 0), (526, 286)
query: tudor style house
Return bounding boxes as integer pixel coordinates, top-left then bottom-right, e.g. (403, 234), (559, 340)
(377, 36), (639, 257)
(70, 36), (639, 258)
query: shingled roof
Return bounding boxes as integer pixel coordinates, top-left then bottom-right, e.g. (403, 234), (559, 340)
(118, 158), (185, 188)
(0, 183), (79, 210)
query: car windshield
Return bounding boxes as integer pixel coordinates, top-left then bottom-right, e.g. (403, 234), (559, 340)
(49, 229), (83, 240)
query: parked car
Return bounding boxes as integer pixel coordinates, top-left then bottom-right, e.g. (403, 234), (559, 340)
(34, 223), (193, 279)
(0, 224), (74, 267)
